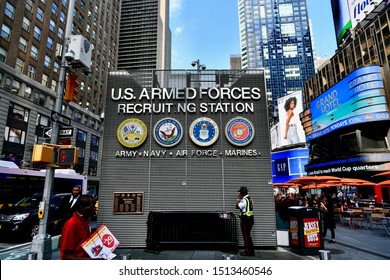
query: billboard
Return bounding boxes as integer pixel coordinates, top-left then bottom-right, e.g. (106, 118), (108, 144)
(331, 0), (352, 45)
(348, 0), (385, 30)
(277, 91), (306, 147)
(271, 148), (309, 183)
(307, 65), (389, 141)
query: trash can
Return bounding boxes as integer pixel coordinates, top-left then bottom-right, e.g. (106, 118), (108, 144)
(288, 206), (324, 255)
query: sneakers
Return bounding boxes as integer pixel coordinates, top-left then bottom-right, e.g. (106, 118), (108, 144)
(328, 239), (335, 243)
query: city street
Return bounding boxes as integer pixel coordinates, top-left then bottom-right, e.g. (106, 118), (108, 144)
(1, 221), (388, 260)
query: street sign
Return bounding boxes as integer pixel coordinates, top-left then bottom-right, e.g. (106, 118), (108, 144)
(59, 127), (74, 137)
(51, 111), (71, 126)
(42, 127), (74, 139)
(43, 127), (52, 139)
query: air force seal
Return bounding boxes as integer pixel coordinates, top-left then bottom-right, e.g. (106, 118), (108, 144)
(189, 117), (219, 147)
(117, 118), (147, 148)
(225, 117), (255, 146)
(154, 118), (183, 147)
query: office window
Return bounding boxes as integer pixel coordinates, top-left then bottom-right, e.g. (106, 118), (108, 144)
(31, 45), (38, 60)
(22, 17), (31, 31)
(15, 58), (24, 73)
(1, 24), (11, 41)
(37, 7), (44, 22)
(26, 0), (34, 12)
(54, 61), (60, 73)
(279, 3), (293, 17)
(5, 104), (29, 144)
(47, 37), (54, 50)
(91, 135), (99, 147)
(51, 80), (57, 92)
(44, 55), (51, 69)
(11, 80), (21, 94)
(77, 129), (87, 142)
(49, 19), (56, 32)
(60, 11), (66, 23)
(34, 26), (41, 40)
(42, 74), (48, 87)
(24, 86), (32, 99)
(5, 2), (15, 19)
(28, 65), (36, 78)
(52, 2), (58, 15)
(58, 27), (64, 39)
(281, 23), (296, 36)
(0, 47), (6, 63)
(38, 93), (46, 106)
(19, 37), (28, 52)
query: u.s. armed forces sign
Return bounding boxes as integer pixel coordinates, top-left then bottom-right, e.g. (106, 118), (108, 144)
(111, 87), (261, 114)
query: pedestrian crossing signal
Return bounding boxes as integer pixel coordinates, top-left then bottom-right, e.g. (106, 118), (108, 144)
(57, 147), (78, 165)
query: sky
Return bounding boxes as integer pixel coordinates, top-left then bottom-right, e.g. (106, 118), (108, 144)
(169, 0), (338, 69)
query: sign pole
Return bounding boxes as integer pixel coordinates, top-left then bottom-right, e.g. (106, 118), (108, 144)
(30, 0), (76, 260)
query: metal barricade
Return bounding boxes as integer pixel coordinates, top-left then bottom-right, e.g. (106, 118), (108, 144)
(146, 211), (237, 252)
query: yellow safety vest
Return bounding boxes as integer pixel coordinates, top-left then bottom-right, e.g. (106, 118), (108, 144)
(238, 197), (253, 217)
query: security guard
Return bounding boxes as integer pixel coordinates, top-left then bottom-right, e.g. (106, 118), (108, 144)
(236, 186), (255, 256)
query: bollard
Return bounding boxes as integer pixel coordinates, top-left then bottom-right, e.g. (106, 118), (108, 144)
(121, 253), (132, 260)
(318, 250), (331, 260)
(222, 254), (234, 260)
(27, 252), (38, 260)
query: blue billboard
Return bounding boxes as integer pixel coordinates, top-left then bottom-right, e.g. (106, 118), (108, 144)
(271, 148), (309, 183)
(307, 65), (389, 141)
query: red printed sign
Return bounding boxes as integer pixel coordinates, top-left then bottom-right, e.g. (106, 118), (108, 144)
(81, 224), (120, 259)
(289, 217), (299, 247)
(303, 217), (320, 248)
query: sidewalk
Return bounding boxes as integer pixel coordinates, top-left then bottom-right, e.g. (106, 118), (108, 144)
(51, 223), (390, 260)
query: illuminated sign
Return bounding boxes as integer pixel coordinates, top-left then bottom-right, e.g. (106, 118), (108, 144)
(307, 65), (388, 140)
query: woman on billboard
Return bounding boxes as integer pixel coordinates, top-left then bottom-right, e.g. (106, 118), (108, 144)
(283, 96), (300, 144)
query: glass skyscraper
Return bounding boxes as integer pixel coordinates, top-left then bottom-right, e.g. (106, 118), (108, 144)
(238, 0), (315, 111)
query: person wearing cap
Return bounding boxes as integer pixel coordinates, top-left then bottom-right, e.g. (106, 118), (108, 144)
(236, 186), (255, 256)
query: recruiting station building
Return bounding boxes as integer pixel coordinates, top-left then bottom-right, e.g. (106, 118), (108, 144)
(97, 70), (277, 248)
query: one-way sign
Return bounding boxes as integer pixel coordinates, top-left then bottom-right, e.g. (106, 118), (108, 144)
(43, 127), (52, 138)
(42, 127), (74, 139)
(51, 111), (71, 126)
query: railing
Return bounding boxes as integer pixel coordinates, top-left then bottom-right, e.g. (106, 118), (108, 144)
(146, 211), (237, 252)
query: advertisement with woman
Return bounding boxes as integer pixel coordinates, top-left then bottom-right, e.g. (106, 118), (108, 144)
(277, 91), (306, 147)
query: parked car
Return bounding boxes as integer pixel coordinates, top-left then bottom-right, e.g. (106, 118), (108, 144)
(0, 193), (69, 242)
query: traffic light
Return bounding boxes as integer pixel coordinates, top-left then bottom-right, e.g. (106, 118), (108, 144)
(64, 73), (79, 102)
(32, 144), (54, 163)
(57, 147), (78, 166)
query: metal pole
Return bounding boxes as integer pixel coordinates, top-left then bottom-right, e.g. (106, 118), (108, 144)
(30, 0), (76, 260)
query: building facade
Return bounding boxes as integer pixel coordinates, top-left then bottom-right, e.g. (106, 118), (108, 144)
(0, 0), (121, 192)
(301, 3), (390, 201)
(238, 0), (316, 110)
(117, 0), (171, 70)
(98, 69), (276, 248)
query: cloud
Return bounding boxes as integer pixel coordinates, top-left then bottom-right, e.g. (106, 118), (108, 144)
(175, 26), (183, 35)
(170, 0), (182, 17)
